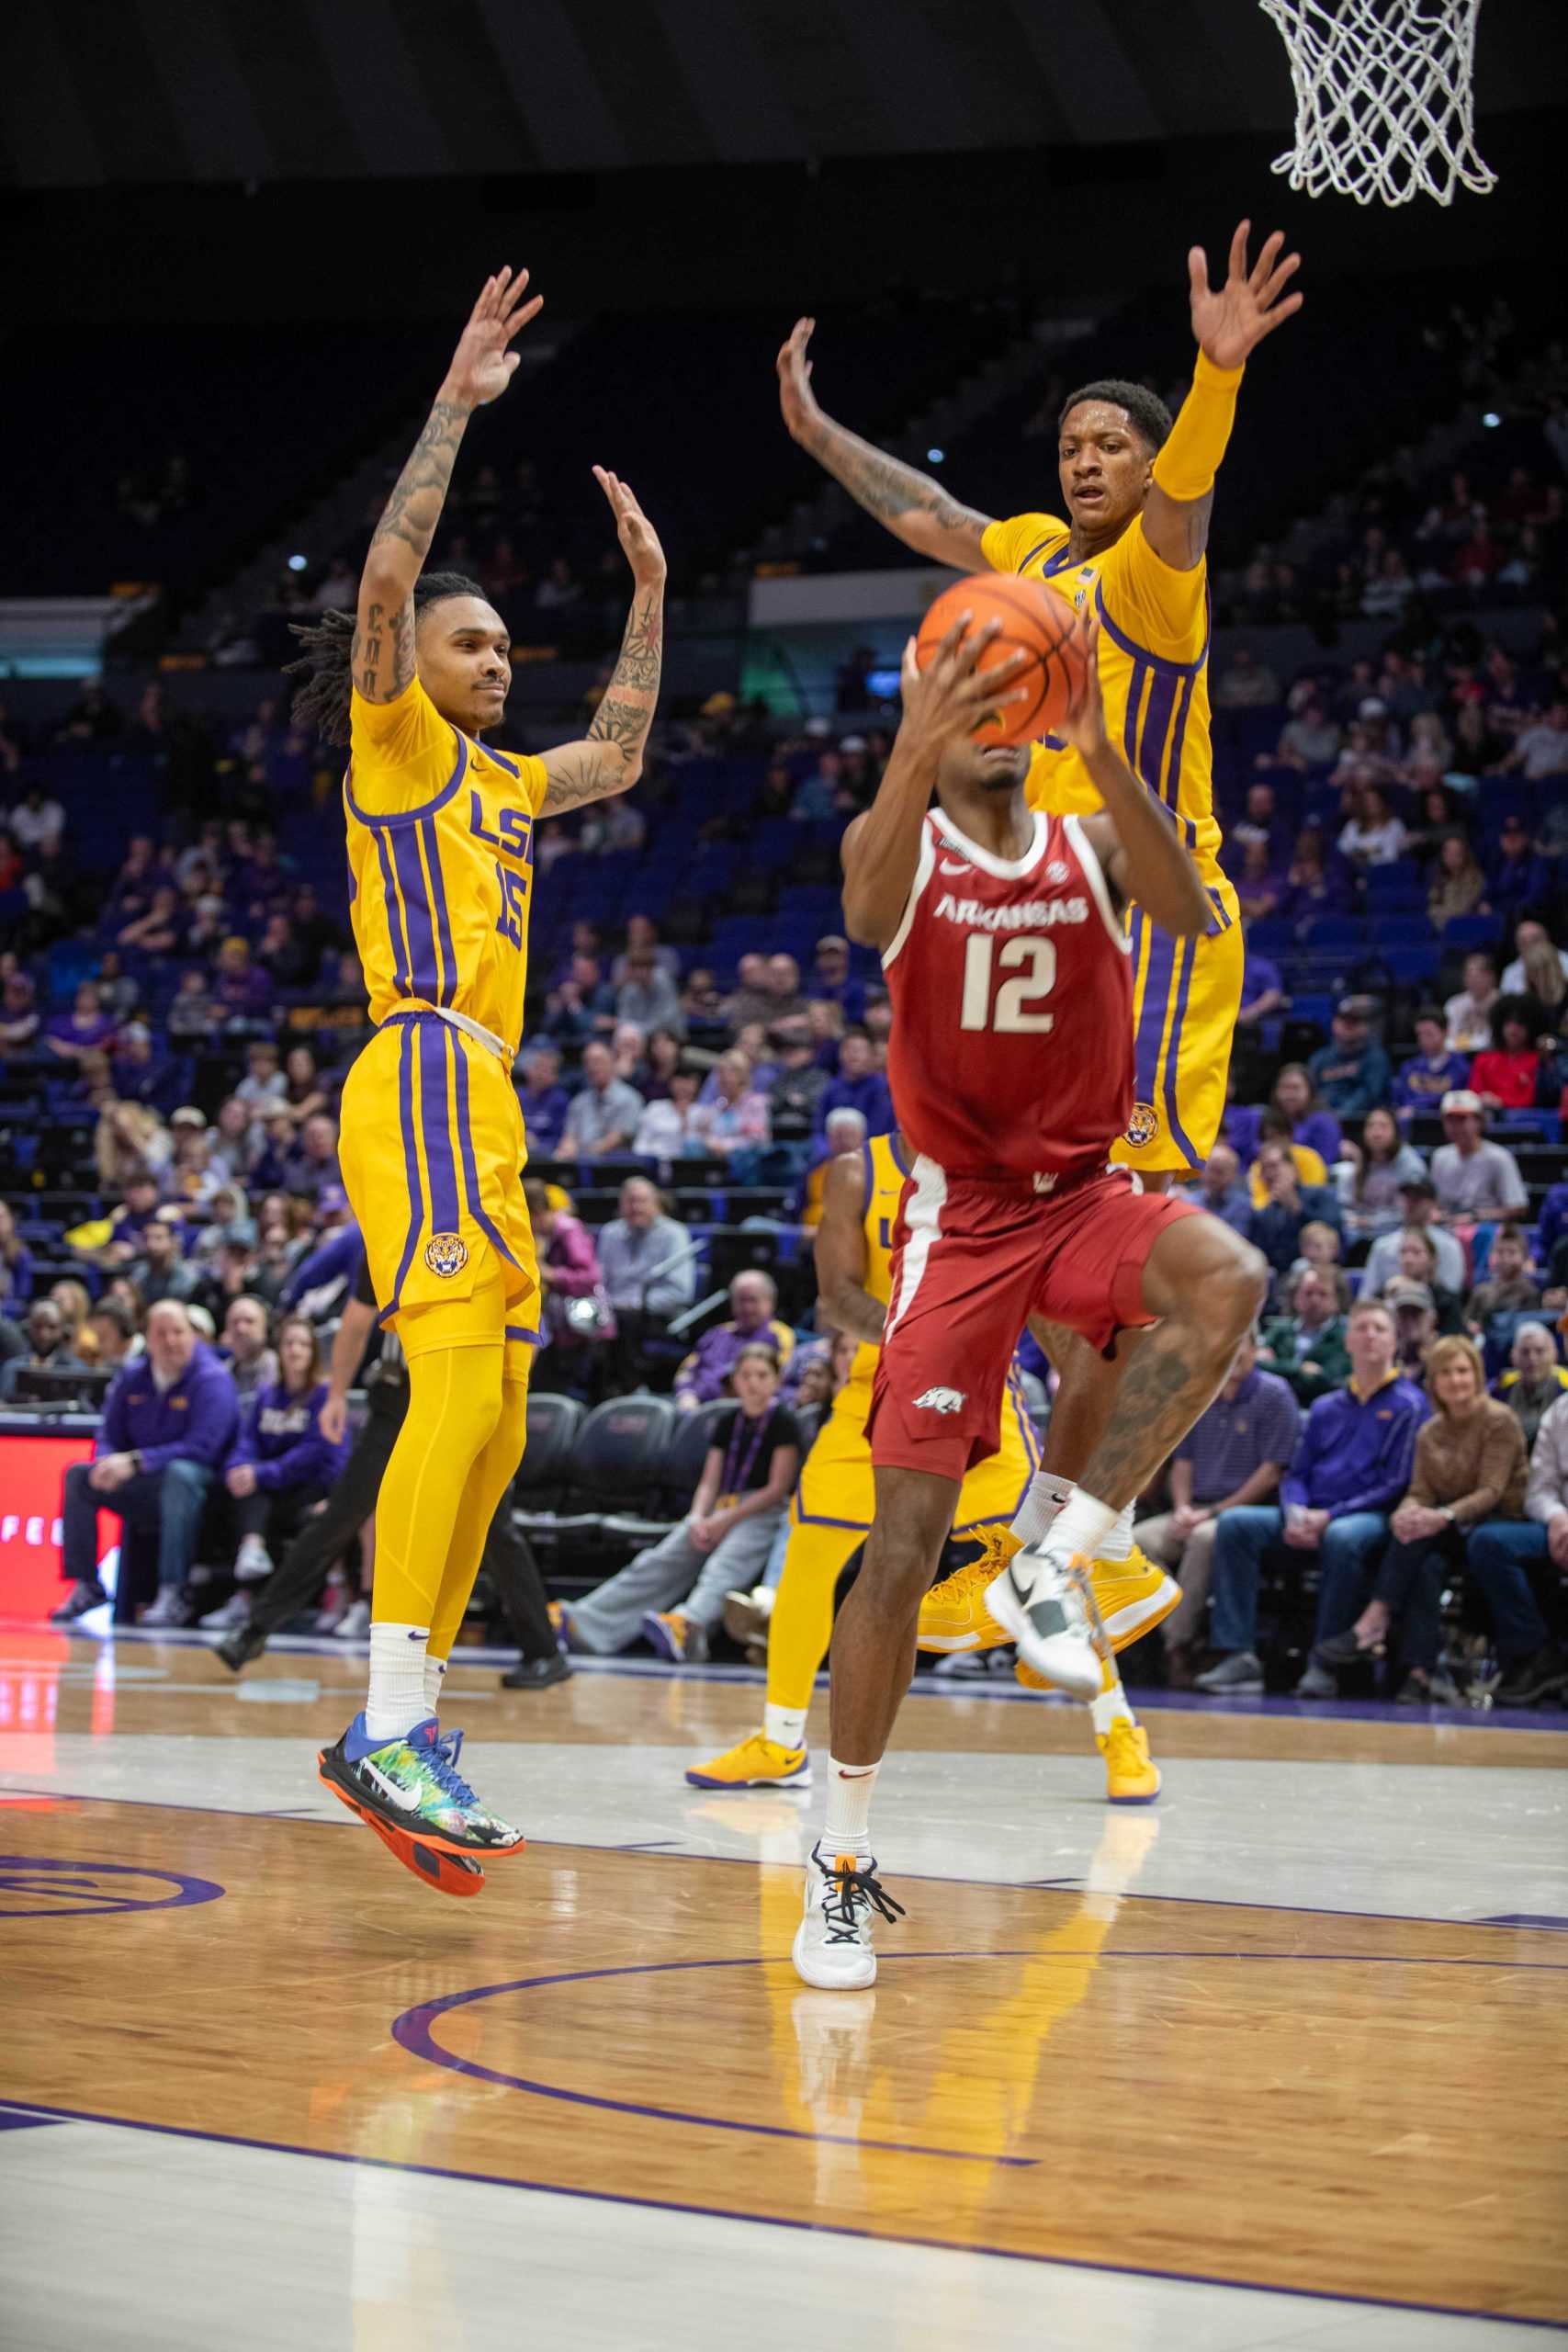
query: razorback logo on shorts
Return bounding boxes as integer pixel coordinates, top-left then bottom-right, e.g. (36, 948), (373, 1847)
(1124, 1102), (1159, 1148)
(913, 1385), (965, 1414)
(423, 1232), (469, 1279)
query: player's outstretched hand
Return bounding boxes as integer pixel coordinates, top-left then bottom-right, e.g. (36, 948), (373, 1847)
(898, 616), (1029, 754)
(445, 267), (544, 409)
(1055, 608), (1107, 756)
(1188, 220), (1303, 369)
(777, 317), (824, 443)
(592, 467), (667, 588)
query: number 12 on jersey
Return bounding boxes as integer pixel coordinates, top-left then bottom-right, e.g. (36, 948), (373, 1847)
(958, 933), (1057, 1035)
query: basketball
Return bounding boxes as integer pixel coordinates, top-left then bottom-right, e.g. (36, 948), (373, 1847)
(914, 572), (1087, 746)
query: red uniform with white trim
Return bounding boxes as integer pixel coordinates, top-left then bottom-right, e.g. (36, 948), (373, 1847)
(868, 803), (1195, 1483)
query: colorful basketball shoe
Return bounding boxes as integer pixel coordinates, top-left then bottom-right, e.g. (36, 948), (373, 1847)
(359, 1808), (487, 1898)
(685, 1731), (811, 1789)
(318, 1713), (526, 1859)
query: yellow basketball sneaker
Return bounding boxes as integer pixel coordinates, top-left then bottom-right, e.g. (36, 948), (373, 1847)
(923, 1535), (1178, 1663)
(685, 1731), (811, 1790)
(1098, 1718), (1161, 1806)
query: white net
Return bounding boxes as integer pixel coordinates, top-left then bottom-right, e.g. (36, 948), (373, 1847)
(1261, 0), (1497, 207)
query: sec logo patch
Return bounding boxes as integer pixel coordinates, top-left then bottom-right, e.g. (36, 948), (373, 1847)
(1123, 1102), (1159, 1148)
(424, 1232), (469, 1279)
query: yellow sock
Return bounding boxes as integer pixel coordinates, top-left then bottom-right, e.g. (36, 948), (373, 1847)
(762, 1520), (864, 1750)
(428, 1368), (530, 1662)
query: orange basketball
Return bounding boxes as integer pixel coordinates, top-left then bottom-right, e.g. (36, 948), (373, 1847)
(914, 572), (1086, 746)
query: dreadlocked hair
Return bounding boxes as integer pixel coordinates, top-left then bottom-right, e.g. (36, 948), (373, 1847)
(1058, 378), (1173, 454)
(283, 571), (489, 746)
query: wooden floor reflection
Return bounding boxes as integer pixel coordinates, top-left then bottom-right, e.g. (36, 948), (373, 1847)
(6, 1794), (1565, 2324)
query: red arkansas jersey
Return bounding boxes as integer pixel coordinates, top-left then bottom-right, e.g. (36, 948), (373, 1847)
(883, 805), (1132, 1181)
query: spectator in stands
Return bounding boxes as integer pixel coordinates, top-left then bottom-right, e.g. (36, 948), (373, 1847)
(767, 1020), (829, 1132)
(0, 969), (39, 1057)
(1236, 925), (1284, 1025)
(283, 1113), (341, 1204)
(1280, 823), (1350, 924)
(1214, 646), (1280, 707)
(167, 967), (218, 1041)
(1446, 952), (1500, 1053)
(562, 1038), (644, 1159)
(1426, 832), (1489, 927)
(1249, 1139), (1342, 1281)
(1308, 999), (1391, 1120)
(809, 935), (864, 1023)
(0, 1298), (89, 1401)
(610, 1021), (649, 1091)
(46, 980), (118, 1064)
(817, 1028), (893, 1139)
(1467, 1222), (1540, 1327)
(763, 954), (807, 1025)
(1270, 1065), (1342, 1164)
(721, 954), (774, 1030)
(1337, 784), (1406, 868)
(112, 1023), (180, 1115)
(94, 1168), (165, 1270)
(634, 1063), (708, 1160)
(1470, 1000), (1548, 1113)
(215, 1314), (348, 1604)
(1382, 1275), (1440, 1382)
(1197, 1299), (1428, 1695)
(673, 1270), (795, 1410)
(279, 1046), (330, 1132)
(1487, 812), (1551, 919)
(544, 954), (617, 1047)
(116, 883), (185, 956)
(1337, 1105), (1427, 1242)
(640, 1027), (683, 1100)
(610, 914), (679, 989)
(0, 1199), (33, 1311)
(1493, 1323), (1568, 1451)
(524, 1176), (612, 1375)
(1261, 695), (1340, 773)
(1464, 1397), (1568, 1706)
(694, 1047), (771, 1161)
(1258, 1264), (1351, 1404)
(214, 935), (269, 1020)
(615, 944), (683, 1036)
(517, 1044), (570, 1157)
(1135, 1331), (1301, 1688)
(1501, 920), (1568, 999)
(561, 1344), (802, 1665)
(1431, 1090), (1528, 1221)
(1311, 1333), (1526, 1702)
(1187, 1142), (1250, 1237)
(1518, 936), (1568, 1036)
(220, 1294), (278, 1404)
(1384, 1227), (1465, 1337)
(51, 1300), (240, 1628)
(132, 1210), (202, 1309)
(87, 1298), (137, 1372)
(257, 910), (310, 989)
(10, 777), (67, 846)
(598, 1175), (697, 1389)
(1364, 1180), (1467, 1296)
(206, 1100), (255, 1191)
(1394, 1007), (1472, 1119)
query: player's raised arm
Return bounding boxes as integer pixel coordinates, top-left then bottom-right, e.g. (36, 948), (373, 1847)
(1141, 220), (1303, 573)
(778, 318), (994, 571)
(1068, 617), (1210, 938)
(814, 1150), (886, 1345)
(537, 470), (666, 814)
(354, 268), (542, 707)
(840, 620), (1027, 950)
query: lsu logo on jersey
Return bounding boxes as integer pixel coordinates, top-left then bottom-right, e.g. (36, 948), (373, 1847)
(914, 1385), (966, 1414)
(1124, 1102), (1160, 1148)
(424, 1232), (469, 1279)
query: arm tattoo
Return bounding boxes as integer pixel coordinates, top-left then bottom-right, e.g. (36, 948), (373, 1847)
(369, 397), (470, 568)
(804, 417), (989, 539)
(352, 597), (415, 702)
(539, 585), (663, 816)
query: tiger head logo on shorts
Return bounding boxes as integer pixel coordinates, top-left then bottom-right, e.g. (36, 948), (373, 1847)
(1124, 1102), (1160, 1149)
(423, 1232), (469, 1279)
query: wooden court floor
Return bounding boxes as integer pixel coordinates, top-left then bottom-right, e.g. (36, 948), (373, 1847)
(3, 1634), (1566, 2329)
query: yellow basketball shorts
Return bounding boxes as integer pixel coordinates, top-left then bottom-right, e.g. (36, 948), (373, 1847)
(1112, 879), (1244, 1174)
(339, 1012), (539, 1349)
(793, 1369), (1040, 1536)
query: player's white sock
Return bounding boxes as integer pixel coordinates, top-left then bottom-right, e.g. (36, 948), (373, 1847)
(823, 1756), (880, 1854)
(1091, 1668), (1135, 1738)
(766, 1702), (809, 1751)
(1010, 1470), (1075, 1550)
(423, 1655), (447, 1720)
(366, 1623), (430, 1742)
(1098, 1504), (1135, 1564)
(1042, 1487), (1118, 1563)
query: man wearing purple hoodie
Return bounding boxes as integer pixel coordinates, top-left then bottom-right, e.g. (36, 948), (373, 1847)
(51, 1301), (239, 1627)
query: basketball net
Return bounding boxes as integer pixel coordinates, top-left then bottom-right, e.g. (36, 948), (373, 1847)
(1261, 0), (1496, 207)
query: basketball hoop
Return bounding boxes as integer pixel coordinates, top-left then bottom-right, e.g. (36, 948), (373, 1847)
(1261, 0), (1496, 207)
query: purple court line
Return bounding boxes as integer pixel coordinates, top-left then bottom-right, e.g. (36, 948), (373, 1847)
(12, 1617), (1564, 1731)
(5, 1782), (1566, 1942)
(2, 2095), (1561, 2333)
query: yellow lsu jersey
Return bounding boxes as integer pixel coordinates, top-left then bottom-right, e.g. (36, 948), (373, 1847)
(986, 510), (1243, 1170)
(345, 674), (548, 1057)
(796, 1130), (1039, 1536)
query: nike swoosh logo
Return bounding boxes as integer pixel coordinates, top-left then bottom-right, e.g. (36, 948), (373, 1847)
(939, 859), (972, 875)
(363, 1761), (423, 1812)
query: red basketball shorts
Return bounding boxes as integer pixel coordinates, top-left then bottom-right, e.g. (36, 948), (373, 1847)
(865, 1155), (1197, 1484)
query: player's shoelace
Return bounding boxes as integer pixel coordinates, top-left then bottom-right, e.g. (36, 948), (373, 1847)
(819, 1857), (906, 1946)
(422, 1727), (479, 1808)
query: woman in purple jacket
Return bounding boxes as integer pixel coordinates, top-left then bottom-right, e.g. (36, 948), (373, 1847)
(523, 1176), (615, 1396)
(223, 1314), (349, 1587)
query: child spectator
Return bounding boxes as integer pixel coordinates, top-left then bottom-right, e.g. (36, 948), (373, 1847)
(1393, 1008), (1471, 1119)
